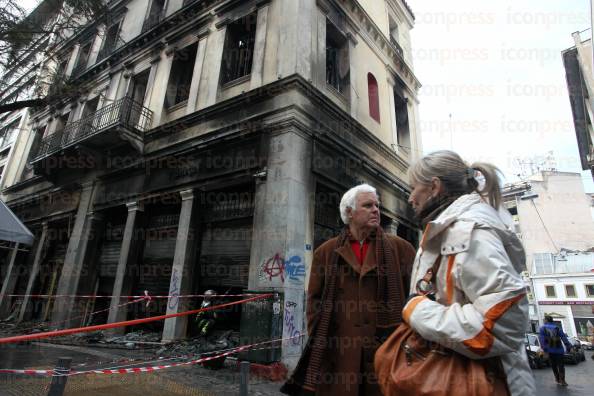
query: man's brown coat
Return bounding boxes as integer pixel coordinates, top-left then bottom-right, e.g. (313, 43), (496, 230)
(304, 233), (416, 396)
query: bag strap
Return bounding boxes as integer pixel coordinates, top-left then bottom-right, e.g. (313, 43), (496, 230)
(416, 255), (443, 296)
(421, 254), (442, 285)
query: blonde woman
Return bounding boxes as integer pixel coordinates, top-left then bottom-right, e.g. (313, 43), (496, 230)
(401, 151), (535, 395)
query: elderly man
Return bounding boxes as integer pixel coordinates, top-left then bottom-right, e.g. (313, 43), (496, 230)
(282, 184), (416, 396)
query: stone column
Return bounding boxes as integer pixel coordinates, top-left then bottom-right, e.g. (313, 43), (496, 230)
(315, 6), (327, 88)
(248, 130), (313, 370)
(347, 35), (357, 117)
(197, 27), (226, 110)
(107, 201), (144, 334)
(250, 3), (270, 89)
(0, 244), (21, 318)
(51, 182), (97, 327)
(185, 35), (208, 115)
(87, 25), (105, 66)
(387, 77), (398, 148)
(18, 223), (49, 322)
(162, 190), (196, 342)
(65, 44), (80, 77)
(148, 48), (174, 125)
(105, 71), (123, 102)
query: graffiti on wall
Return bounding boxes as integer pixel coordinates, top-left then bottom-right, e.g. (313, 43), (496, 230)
(259, 252), (306, 285)
(283, 301), (302, 346)
(168, 268), (180, 310)
(260, 253), (285, 282)
(284, 255), (306, 284)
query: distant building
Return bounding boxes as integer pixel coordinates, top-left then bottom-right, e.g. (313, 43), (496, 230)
(532, 252), (594, 339)
(503, 171), (594, 334)
(562, 31), (594, 181)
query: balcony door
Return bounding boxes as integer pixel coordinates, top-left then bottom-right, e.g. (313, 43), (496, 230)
(127, 70), (150, 129)
(79, 96), (100, 140)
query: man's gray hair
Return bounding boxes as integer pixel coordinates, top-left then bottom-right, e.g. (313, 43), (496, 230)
(339, 184), (377, 224)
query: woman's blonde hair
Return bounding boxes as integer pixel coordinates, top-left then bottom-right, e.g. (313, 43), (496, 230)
(408, 150), (502, 209)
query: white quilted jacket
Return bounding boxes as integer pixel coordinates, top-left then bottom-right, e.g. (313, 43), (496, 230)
(403, 193), (536, 396)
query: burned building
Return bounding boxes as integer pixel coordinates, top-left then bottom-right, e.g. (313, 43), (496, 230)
(0, 0), (421, 369)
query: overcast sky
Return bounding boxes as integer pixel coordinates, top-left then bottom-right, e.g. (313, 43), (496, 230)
(408, 0), (594, 192)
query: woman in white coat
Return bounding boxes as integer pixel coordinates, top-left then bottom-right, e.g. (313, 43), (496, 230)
(402, 151), (536, 395)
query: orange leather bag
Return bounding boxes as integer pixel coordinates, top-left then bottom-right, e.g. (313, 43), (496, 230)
(374, 323), (509, 396)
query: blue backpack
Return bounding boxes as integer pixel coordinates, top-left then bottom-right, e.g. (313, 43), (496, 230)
(545, 326), (562, 349)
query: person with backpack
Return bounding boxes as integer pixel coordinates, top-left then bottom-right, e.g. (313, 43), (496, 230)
(539, 315), (573, 386)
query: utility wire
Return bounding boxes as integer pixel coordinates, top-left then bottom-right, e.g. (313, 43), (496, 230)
(529, 199), (559, 253)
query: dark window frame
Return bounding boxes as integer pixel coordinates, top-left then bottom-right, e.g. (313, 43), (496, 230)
(220, 14), (257, 85)
(165, 42), (199, 107)
(565, 284), (577, 298)
(326, 20), (349, 94)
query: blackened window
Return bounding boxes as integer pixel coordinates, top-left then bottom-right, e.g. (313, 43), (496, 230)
(165, 43), (198, 107)
(73, 41), (93, 73)
(0, 121), (19, 149)
(98, 21), (122, 61)
(221, 14), (257, 84)
(326, 20), (349, 93)
(368, 73), (380, 123)
(394, 89), (410, 152)
(143, 0), (166, 32)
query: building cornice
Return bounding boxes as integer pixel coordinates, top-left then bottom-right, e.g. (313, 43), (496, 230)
(338, 0), (421, 93)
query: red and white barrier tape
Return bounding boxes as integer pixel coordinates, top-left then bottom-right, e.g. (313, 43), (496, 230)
(0, 334), (303, 377)
(0, 293), (263, 299)
(11, 294), (152, 336)
(0, 294), (272, 345)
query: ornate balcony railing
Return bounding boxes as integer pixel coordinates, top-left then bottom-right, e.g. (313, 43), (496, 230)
(34, 96), (153, 160)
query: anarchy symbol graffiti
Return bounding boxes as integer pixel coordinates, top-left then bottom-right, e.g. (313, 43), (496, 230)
(262, 253), (285, 282)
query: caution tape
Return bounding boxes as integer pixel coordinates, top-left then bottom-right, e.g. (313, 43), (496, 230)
(0, 369), (56, 375)
(0, 293), (265, 299)
(0, 334), (303, 377)
(9, 294), (152, 336)
(0, 293), (273, 345)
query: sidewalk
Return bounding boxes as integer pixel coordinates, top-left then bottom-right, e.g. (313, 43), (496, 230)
(0, 342), (285, 396)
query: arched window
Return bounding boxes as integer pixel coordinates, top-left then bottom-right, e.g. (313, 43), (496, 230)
(368, 73), (380, 123)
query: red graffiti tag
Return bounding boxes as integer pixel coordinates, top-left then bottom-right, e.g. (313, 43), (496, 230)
(263, 253), (285, 282)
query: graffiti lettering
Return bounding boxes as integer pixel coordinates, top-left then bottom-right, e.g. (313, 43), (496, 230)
(168, 269), (180, 310)
(285, 256), (306, 283)
(284, 301), (302, 346)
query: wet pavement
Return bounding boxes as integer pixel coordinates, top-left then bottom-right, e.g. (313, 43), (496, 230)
(533, 350), (594, 396)
(0, 343), (284, 396)
(4, 342), (593, 395)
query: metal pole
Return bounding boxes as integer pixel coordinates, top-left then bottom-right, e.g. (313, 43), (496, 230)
(47, 357), (72, 396)
(239, 361), (250, 396)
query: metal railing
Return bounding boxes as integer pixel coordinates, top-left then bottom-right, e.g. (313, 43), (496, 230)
(34, 96), (153, 160)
